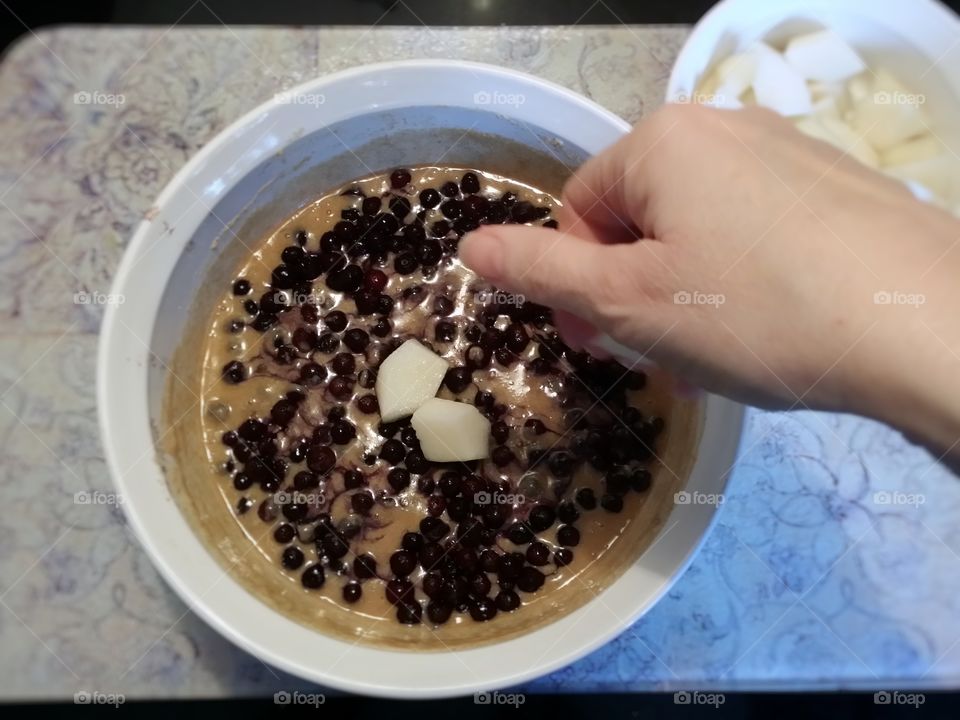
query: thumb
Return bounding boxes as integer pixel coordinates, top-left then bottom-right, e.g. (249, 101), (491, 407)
(459, 224), (640, 323)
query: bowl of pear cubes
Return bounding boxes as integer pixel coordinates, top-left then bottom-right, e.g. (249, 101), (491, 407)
(667, 0), (960, 215)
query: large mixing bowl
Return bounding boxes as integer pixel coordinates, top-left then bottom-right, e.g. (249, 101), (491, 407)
(98, 60), (745, 698)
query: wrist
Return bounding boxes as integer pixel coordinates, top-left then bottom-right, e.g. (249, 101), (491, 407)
(851, 211), (960, 457)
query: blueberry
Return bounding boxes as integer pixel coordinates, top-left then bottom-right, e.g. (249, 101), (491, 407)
(435, 321), (456, 342)
(444, 366), (472, 394)
(343, 328), (369, 353)
(394, 253), (418, 275)
(426, 601), (452, 624)
(390, 168), (412, 189)
(353, 554), (378, 579)
(379, 439), (406, 464)
(469, 597), (498, 622)
(419, 188), (442, 208)
(390, 550), (417, 577)
(343, 583), (362, 603)
(557, 525), (581, 547)
(527, 504), (556, 532)
(460, 172), (481, 194)
(517, 566), (545, 593)
(301, 563), (325, 589)
(222, 361), (246, 384)
(387, 467), (410, 492)
(282, 546), (305, 569)
(601, 494), (624, 513)
(324, 310), (347, 332)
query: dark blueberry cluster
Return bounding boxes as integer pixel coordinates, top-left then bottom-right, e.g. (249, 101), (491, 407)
(215, 169), (663, 625)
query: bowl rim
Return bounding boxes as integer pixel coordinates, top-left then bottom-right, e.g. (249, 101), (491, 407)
(98, 58), (747, 698)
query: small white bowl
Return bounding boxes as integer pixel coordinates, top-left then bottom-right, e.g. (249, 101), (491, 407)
(98, 60), (745, 698)
(667, 0), (960, 133)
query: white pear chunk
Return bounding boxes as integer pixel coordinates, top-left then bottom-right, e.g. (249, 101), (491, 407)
(810, 94), (841, 121)
(798, 115), (880, 167)
(881, 134), (944, 167)
(851, 69), (929, 151)
(750, 43), (812, 117)
(809, 80), (847, 103)
(705, 85), (744, 109)
(411, 398), (491, 462)
(784, 29), (866, 83)
(846, 75), (872, 105)
(885, 154), (959, 202)
(375, 340), (449, 422)
(710, 51), (758, 97)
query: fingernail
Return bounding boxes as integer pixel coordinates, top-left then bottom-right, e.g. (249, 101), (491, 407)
(460, 227), (505, 282)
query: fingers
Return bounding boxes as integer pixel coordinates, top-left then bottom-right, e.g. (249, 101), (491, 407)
(560, 132), (643, 245)
(561, 106), (689, 245)
(459, 224), (651, 323)
(552, 309), (597, 352)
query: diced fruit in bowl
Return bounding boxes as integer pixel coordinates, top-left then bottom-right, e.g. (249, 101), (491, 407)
(375, 339), (449, 422)
(783, 29), (867, 83)
(411, 398), (491, 462)
(693, 27), (960, 214)
(750, 42), (812, 117)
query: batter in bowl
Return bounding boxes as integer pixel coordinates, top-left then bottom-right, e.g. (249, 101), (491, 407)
(163, 166), (702, 649)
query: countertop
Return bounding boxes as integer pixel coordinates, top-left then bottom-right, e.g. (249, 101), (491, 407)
(1, 25), (959, 699)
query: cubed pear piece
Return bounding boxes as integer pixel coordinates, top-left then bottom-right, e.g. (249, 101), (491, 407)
(784, 29), (866, 83)
(850, 69), (929, 151)
(375, 339), (449, 422)
(705, 85), (744, 109)
(411, 398), (491, 462)
(881, 134), (945, 167)
(846, 75), (872, 105)
(708, 51), (757, 97)
(809, 80), (847, 104)
(810, 94), (841, 121)
(750, 42), (812, 117)
(795, 115), (880, 168)
(885, 154), (960, 203)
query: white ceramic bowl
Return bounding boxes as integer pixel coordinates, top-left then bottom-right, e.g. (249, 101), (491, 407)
(667, 0), (960, 131)
(98, 60), (745, 698)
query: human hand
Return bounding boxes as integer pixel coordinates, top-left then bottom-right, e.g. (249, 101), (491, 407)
(460, 104), (960, 455)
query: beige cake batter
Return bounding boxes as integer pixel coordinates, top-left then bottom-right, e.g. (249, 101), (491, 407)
(163, 167), (702, 650)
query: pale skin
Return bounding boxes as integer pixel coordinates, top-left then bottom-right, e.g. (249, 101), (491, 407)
(460, 104), (960, 465)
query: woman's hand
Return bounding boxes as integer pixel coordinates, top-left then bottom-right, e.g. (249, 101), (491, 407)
(460, 104), (960, 457)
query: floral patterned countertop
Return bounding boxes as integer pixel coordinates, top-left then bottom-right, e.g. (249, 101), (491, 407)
(1, 26), (959, 700)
